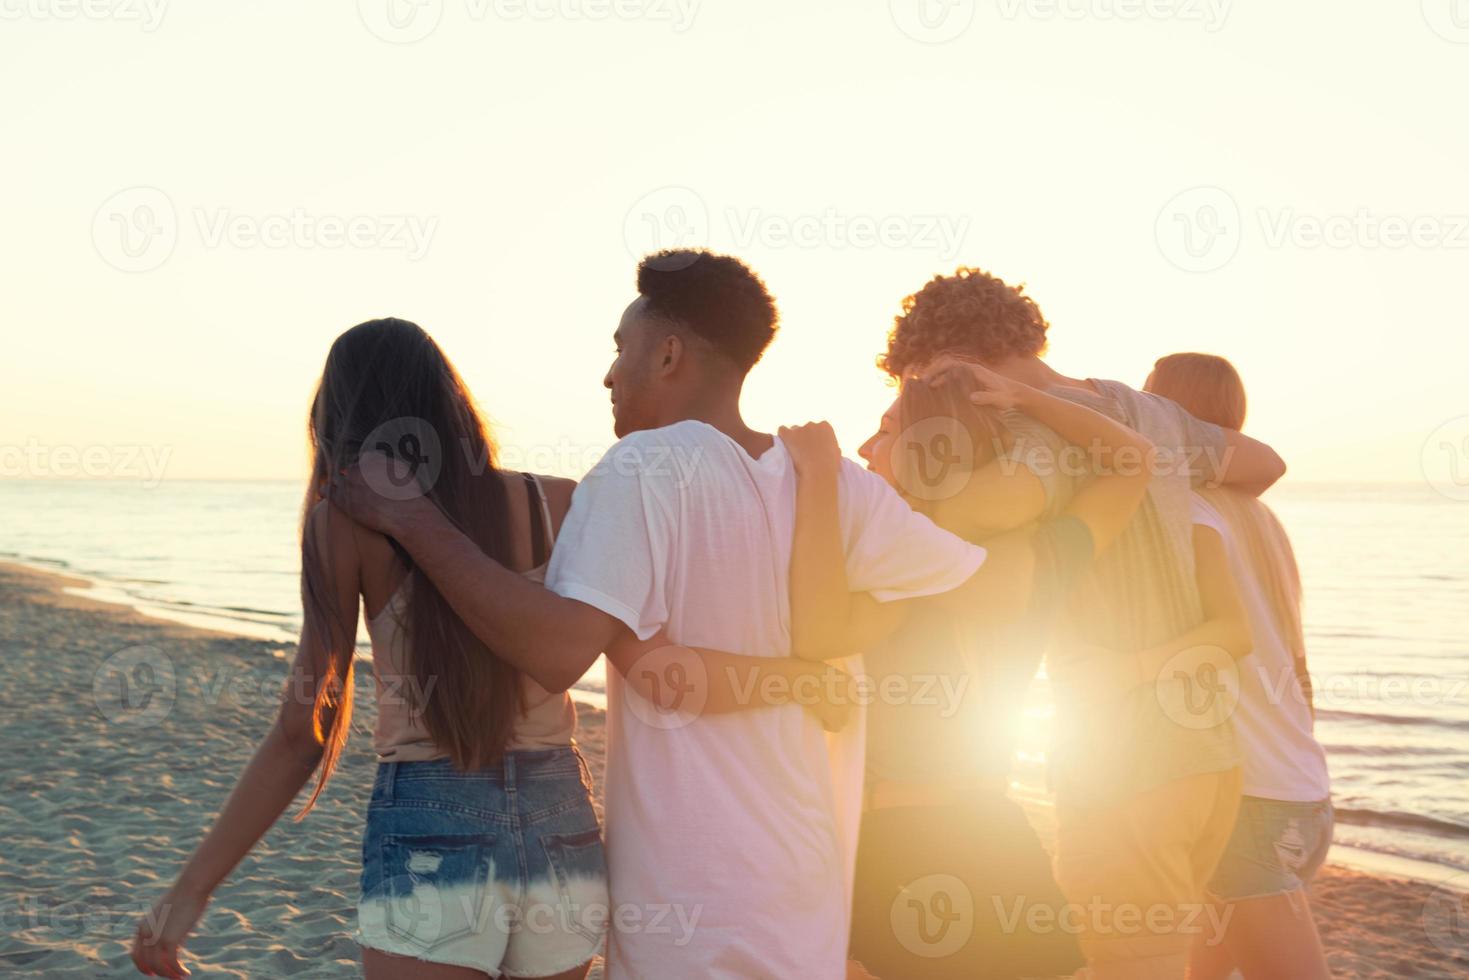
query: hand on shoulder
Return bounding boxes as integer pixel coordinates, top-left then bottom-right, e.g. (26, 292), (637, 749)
(778, 421), (841, 477)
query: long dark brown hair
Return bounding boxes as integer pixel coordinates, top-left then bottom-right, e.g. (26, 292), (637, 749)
(299, 318), (518, 814)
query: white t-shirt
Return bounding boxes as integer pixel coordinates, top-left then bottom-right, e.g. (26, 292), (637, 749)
(1191, 494), (1330, 802)
(545, 420), (987, 980)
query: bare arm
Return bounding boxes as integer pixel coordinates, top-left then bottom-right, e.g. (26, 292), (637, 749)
(1215, 429), (1287, 496)
(1067, 523), (1253, 705)
(782, 422), (908, 662)
(606, 628), (853, 731)
(329, 458), (618, 694)
(1133, 523), (1254, 679)
(930, 457), (1048, 539)
(928, 367), (1154, 619)
(132, 504), (361, 979)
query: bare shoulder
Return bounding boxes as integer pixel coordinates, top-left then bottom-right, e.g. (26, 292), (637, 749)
(493, 469), (577, 527)
(305, 498), (391, 561)
(536, 474), (578, 526)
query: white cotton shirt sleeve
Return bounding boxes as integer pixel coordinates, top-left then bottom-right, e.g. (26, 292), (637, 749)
(544, 434), (674, 642)
(837, 460), (988, 603)
(1191, 492), (1229, 536)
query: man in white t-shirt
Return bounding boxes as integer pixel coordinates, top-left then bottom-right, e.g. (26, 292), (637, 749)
(330, 250), (990, 978)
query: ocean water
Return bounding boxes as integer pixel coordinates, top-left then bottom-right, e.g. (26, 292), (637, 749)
(2, 479), (1466, 876)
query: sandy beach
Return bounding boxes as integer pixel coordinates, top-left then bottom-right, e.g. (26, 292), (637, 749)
(1, 559), (1464, 979)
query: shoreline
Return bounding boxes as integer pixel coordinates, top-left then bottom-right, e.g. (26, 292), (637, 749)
(1, 559), (1465, 977)
(0, 555), (610, 710)
(3, 555), (1455, 887)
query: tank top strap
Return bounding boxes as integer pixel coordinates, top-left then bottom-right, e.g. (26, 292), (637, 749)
(522, 472), (553, 567)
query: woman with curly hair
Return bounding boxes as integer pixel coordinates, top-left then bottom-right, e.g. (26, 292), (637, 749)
(1147, 352), (1332, 980)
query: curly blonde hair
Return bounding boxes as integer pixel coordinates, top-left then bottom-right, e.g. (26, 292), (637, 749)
(880, 267), (1049, 378)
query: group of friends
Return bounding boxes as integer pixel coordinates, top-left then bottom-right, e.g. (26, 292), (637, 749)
(130, 251), (1334, 980)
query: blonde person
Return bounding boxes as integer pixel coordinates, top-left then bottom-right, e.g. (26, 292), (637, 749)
(1146, 352), (1332, 980)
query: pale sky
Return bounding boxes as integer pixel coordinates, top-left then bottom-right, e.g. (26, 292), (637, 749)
(3, 1), (1467, 485)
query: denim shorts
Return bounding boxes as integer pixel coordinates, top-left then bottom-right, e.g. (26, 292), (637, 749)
(356, 747), (608, 977)
(1207, 795), (1334, 902)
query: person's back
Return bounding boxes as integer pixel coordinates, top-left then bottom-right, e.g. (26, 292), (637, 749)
(547, 419), (985, 978)
(556, 421), (844, 976)
(1192, 488), (1328, 799)
(875, 269), (1292, 980)
(1045, 379), (1241, 803)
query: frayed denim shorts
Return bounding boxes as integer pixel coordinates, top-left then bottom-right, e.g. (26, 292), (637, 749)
(1207, 795), (1334, 902)
(356, 747), (608, 977)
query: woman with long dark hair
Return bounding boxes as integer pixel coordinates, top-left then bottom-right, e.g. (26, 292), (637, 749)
(130, 319), (607, 980)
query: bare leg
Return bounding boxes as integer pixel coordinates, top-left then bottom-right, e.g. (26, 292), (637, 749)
(362, 948), (492, 980)
(1186, 890), (1328, 980)
(527, 964), (595, 980)
(1186, 898), (1236, 980)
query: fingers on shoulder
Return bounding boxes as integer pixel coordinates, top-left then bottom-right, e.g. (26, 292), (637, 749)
(307, 498), (381, 556)
(540, 475), (578, 526)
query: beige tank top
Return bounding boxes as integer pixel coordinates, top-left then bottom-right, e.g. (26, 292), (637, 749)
(366, 473), (577, 762)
